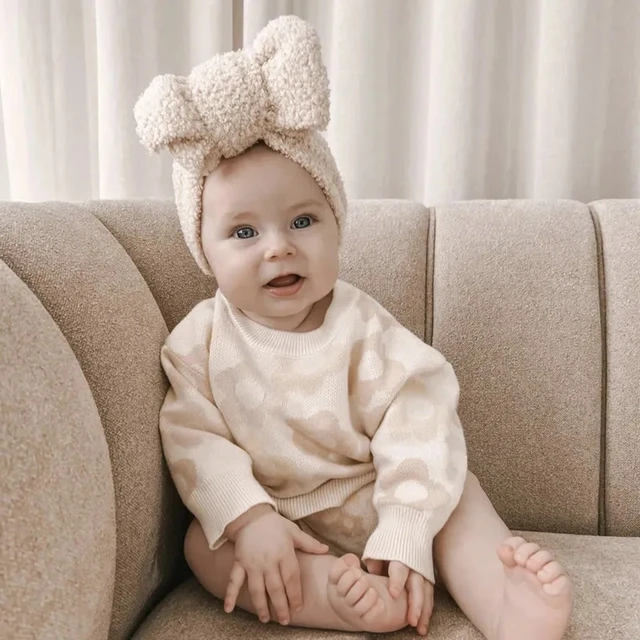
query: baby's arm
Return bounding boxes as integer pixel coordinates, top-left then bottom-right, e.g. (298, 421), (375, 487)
(362, 336), (468, 584)
(160, 340), (275, 550)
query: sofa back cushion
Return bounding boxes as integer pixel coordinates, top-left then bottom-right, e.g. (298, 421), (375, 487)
(592, 200), (640, 536)
(431, 200), (603, 534)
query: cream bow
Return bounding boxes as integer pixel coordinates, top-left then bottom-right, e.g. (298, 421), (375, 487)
(134, 15), (330, 174)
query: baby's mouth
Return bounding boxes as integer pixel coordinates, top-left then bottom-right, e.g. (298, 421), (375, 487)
(265, 274), (302, 288)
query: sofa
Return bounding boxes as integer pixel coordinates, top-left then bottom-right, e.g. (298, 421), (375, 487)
(1, 197), (639, 640)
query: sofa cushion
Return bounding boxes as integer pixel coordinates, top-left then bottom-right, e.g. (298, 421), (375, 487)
(0, 261), (115, 640)
(591, 199), (640, 536)
(339, 199), (430, 341)
(84, 199), (215, 333)
(133, 532), (640, 640)
(430, 200), (602, 535)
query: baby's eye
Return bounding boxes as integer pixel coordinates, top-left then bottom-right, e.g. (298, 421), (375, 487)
(234, 227), (256, 239)
(292, 215), (313, 229)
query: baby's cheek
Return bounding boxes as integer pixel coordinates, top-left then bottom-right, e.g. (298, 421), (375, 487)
(213, 256), (256, 296)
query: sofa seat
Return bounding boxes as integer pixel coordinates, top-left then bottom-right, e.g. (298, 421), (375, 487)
(133, 532), (640, 640)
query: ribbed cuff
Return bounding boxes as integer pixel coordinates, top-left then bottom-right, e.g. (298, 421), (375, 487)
(362, 505), (436, 583)
(188, 469), (276, 550)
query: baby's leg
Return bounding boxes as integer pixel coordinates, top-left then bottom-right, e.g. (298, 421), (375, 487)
(433, 472), (573, 640)
(184, 518), (407, 633)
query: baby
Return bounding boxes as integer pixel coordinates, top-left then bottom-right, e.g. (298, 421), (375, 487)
(135, 16), (573, 639)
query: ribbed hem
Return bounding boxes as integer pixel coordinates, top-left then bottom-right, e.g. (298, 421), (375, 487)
(189, 470), (276, 550)
(362, 505), (436, 583)
(275, 470), (377, 520)
(218, 279), (359, 356)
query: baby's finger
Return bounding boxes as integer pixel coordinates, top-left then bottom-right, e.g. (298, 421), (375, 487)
(265, 569), (290, 625)
(224, 561), (246, 613)
(406, 571), (424, 627)
(388, 561), (410, 598)
(281, 555), (303, 612)
(417, 582), (435, 636)
(247, 571), (270, 623)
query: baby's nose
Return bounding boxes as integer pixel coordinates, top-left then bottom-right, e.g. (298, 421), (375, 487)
(264, 233), (296, 260)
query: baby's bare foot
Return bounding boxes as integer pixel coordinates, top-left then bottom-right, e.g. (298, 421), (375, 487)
(495, 537), (573, 640)
(326, 554), (408, 633)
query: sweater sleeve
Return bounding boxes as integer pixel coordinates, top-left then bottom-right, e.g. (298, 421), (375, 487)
(159, 341), (275, 550)
(361, 337), (468, 584)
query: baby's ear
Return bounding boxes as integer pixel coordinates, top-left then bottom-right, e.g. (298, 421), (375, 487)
(134, 73), (208, 157)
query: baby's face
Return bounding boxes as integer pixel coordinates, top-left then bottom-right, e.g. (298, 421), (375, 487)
(201, 144), (340, 329)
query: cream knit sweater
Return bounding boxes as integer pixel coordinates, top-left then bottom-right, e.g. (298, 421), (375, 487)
(159, 280), (468, 582)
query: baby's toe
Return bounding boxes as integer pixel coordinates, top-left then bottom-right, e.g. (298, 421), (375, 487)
(498, 536), (526, 567)
(354, 587), (380, 617)
(336, 567), (364, 597)
(543, 574), (572, 597)
(526, 549), (554, 573)
(342, 553), (361, 568)
(328, 559), (347, 585)
(514, 542), (541, 566)
(345, 575), (371, 606)
(503, 536), (527, 550)
(537, 560), (565, 584)
(328, 554), (361, 586)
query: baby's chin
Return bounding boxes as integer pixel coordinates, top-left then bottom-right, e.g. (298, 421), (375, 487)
(250, 299), (314, 319)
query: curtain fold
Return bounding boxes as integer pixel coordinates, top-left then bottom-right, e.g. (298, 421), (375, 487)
(0, 0), (638, 204)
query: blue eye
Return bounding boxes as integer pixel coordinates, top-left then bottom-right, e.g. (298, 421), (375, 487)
(234, 227), (256, 239)
(292, 216), (313, 229)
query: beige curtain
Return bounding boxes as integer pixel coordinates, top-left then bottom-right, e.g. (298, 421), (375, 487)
(0, 0), (638, 205)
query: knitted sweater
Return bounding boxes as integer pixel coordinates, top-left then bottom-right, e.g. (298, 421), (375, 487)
(159, 279), (468, 581)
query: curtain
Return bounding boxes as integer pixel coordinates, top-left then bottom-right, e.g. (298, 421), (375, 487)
(0, 0), (638, 205)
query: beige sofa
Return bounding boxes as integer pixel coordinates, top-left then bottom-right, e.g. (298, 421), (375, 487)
(1, 198), (639, 639)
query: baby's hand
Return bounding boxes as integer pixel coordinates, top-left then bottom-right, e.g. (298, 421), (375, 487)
(365, 559), (434, 636)
(225, 506), (329, 625)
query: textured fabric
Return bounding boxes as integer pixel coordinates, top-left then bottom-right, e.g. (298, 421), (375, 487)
(591, 199), (640, 536)
(0, 202), (187, 640)
(160, 279), (467, 582)
(132, 578), (369, 640)
(134, 532), (640, 640)
(0, 261), (116, 640)
(134, 15), (347, 275)
(338, 199), (430, 341)
(430, 200), (602, 534)
(83, 199), (215, 332)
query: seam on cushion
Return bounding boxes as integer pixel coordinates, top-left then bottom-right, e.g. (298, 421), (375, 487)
(589, 205), (608, 537)
(425, 207), (436, 345)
